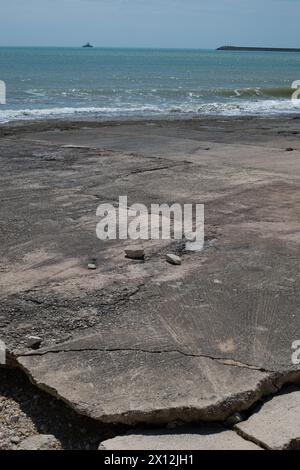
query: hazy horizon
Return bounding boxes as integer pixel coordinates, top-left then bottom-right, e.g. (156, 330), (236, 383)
(0, 0), (300, 49)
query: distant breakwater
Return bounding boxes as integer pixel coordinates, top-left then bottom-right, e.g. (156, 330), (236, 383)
(217, 46), (300, 53)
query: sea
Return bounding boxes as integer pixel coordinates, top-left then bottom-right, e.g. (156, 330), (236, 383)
(0, 47), (300, 123)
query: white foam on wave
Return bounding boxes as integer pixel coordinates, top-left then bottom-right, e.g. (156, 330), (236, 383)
(0, 99), (299, 123)
(0, 105), (164, 123)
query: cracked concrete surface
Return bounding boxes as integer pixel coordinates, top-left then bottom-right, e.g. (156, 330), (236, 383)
(0, 117), (299, 445)
(99, 426), (262, 450)
(235, 387), (300, 450)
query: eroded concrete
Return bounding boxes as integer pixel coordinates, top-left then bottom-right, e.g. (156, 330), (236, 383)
(0, 116), (299, 426)
(99, 426), (262, 450)
(236, 388), (300, 450)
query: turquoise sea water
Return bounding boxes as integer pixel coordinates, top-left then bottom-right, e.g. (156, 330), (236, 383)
(0, 47), (300, 122)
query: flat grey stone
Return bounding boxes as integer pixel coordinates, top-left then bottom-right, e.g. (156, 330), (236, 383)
(166, 254), (181, 265)
(18, 435), (61, 450)
(26, 336), (43, 349)
(236, 389), (300, 450)
(88, 263), (97, 270)
(99, 426), (261, 450)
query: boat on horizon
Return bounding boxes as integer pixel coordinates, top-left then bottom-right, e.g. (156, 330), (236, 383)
(82, 42), (94, 48)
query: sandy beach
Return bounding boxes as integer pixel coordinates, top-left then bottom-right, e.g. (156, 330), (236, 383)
(0, 115), (299, 449)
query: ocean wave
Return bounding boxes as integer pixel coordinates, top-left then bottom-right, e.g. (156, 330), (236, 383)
(0, 99), (299, 123)
(0, 105), (163, 123)
(19, 86), (296, 101)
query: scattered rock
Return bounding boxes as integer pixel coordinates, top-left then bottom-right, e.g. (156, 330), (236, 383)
(99, 426), (261, 450)
(10, 436), (21, 445)
(166, 254), (182, 265)
(185, 240), (204, 252)
(125, 248), (145, 260)
(235, 389), (300, 450)
(18, 435), (61, 451)
(10, 414), (20, 424)
(26, 336), (43, 350)
(225, 412), (244, 426)
(88, 263), (97, 270)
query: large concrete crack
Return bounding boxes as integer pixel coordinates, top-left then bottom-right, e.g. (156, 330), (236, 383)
(17, 347), (276, 374)
(234, 426), (270, 450)
(9, 344), (300, 427)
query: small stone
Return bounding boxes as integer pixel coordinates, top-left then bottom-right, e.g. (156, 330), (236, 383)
(10, 436), (20, 445)
(88, 263), (97, 270)
(18, 435), (61, 450)
(166, 254), (182, 265)
(26, 336), (43, 349)
(10, 415), (20, 424)
(125, 248), (145, 260)
(213, 279), (222, 285)
(225, 412), (244, 426)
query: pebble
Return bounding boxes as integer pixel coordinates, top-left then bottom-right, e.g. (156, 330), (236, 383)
(10, 415), (20, 424)
(10, 436), (20, 444)
(225, 412), (244, 426)
(26, 336), (43, 349)
(88, 263), (97, 270)
(166, 254), (182, 265)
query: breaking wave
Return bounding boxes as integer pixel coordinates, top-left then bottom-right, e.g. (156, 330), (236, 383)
(0, 98), (299, 123)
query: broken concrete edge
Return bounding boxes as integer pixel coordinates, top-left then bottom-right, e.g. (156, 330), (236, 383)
(234, 418), (300, 451)
(234, 388), (300, 450)
(236, 426), (300, 451)
(6, 350), (300, 427)
(98, 426), (263, 450)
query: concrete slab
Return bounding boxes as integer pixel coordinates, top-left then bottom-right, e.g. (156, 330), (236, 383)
(0, 117), (299, 427)
(236, 389), (300, 450)
(99, 426), (262, 450)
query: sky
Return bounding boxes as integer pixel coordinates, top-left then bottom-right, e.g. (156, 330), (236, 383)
(0, 0), (300, 48)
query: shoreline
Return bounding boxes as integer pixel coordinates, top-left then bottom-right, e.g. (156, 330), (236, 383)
(1, 108), (299, 127)
(1, 112), (299, 132)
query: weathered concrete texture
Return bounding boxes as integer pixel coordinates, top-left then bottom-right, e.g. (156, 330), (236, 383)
(18, 346), (275, 425)
(0, 117), (299, 426)
(99, 426), (262, 450)
(236, 389), (300, 450)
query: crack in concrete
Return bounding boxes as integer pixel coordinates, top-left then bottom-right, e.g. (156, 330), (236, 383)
(17, 346), (276, 373)
(7, 347), (300, 431)
(234, 426), (270, 450)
